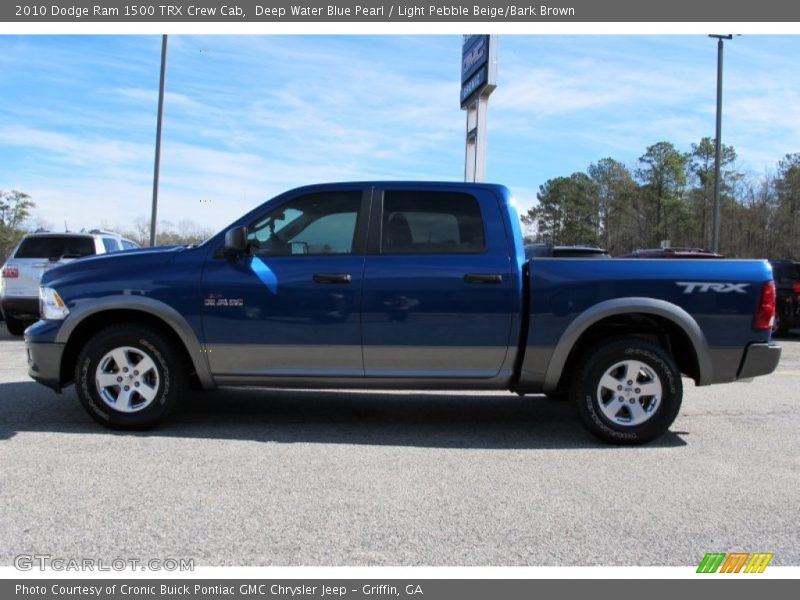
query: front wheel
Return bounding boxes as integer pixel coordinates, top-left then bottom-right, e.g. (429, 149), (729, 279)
(570, 337), (682, 445)
(75, 324), (186, 429)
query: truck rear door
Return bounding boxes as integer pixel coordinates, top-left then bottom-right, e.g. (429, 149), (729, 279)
(361, 185), (517, 378)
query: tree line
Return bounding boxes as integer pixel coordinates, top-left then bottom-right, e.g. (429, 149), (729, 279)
(4, 143), (800, 264)
(521, 138), (800, 259)
(114, 216), (214, 248)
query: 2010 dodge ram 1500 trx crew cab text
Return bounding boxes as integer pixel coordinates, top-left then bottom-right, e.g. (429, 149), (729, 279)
(25, 182), (782, 444)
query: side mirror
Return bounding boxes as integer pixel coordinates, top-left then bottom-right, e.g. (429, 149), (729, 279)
(224, 226), (248, 257)
(290, 242), (308, 255)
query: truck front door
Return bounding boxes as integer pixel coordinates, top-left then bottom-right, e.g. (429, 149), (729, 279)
(201, 188), (370, 378)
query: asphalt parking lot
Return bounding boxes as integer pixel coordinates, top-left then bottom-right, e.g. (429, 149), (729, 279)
(0, 323), (798, 567)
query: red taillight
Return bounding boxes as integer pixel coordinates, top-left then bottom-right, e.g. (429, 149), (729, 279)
(1, 266), (18, 278)
(754, 280), (776, 331)
(792, 282), (800, 296)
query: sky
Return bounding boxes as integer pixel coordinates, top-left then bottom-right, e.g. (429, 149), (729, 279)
(1, 34), (799, 234)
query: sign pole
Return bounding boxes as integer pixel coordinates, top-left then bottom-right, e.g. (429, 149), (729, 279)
(464, 96), (489, 182)
(460, 35), (497, 183)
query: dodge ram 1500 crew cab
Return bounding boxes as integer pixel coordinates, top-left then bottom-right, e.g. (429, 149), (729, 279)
(25, 182), (781, 444)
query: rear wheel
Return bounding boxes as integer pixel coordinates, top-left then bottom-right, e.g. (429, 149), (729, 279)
(75, 324), (186, 429)
(4, 314), (33, 336)
(570, 337), (682, 445)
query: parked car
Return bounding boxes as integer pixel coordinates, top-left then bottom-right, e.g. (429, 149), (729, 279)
(525, 243), (610, 259)
(1, 230), (139, 335)
(26, 182), (780, 444)
(622, 247), (724, 259)
(769, 259), (800, 335)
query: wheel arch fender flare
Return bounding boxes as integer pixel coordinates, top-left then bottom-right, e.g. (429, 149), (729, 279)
(56, 295), (214, 389)
(542, 297), (712, 391)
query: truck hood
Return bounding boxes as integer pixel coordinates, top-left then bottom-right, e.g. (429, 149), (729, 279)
(40, 245), (186, 286)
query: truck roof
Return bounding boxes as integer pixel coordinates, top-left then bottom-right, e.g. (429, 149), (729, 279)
(277, 181), (511, 195)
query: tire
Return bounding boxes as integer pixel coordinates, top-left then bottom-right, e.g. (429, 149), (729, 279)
(570, 337), (682, 445)
(74, 324), (186, 429)
(4, 314), (32, 336)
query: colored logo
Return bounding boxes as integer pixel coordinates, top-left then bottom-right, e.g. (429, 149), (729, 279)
(697, 552), (774, 573)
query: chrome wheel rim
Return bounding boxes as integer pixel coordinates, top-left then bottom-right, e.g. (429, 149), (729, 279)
(596, 359), (662, 426)
(95, 346), (160, 413)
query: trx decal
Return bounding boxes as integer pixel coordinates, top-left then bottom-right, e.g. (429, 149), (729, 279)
(676, 282), (749, 294)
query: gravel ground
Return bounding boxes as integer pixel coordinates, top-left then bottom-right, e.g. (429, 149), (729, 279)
(1, 324), (798, 566)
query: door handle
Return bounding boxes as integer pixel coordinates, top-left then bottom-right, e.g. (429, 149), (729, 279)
(313, 273), (352, 284)
(464, 273), (503, 284)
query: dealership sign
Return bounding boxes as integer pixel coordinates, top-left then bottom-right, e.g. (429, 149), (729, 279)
(460, 35), (497, 107)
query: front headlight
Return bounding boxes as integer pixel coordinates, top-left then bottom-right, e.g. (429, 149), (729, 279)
(39, 287), (69, 320)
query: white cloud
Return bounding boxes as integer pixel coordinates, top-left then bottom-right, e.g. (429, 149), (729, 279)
(0, 125), (149, 168)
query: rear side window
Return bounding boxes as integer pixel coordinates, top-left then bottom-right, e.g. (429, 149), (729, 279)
(381, 191), (485, 254)
(14, 236), (96, 260)
(102, 238), (120, 253)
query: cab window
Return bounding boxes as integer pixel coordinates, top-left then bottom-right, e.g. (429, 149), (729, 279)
(380, 190), (486, 254)
(247, 192), (361, 256)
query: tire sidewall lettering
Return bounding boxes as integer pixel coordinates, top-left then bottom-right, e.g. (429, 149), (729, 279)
(74, 325), (183, 429)
(573, 337), (683, 444)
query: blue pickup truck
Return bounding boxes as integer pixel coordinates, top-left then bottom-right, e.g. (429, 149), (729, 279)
(25, 182), (781, 444)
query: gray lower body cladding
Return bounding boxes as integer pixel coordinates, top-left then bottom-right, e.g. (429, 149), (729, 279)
(737, 343), (781, 380)
(26, 341), (64, 391)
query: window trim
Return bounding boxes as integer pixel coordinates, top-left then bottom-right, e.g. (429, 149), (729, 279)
(368, 188), (489, 256)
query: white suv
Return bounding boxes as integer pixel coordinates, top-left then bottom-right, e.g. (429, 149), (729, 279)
(1, 230), (140, 335)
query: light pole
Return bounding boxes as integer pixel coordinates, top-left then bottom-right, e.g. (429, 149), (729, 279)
(709, 34), (733, 254)
(150, 34), (168, 247)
